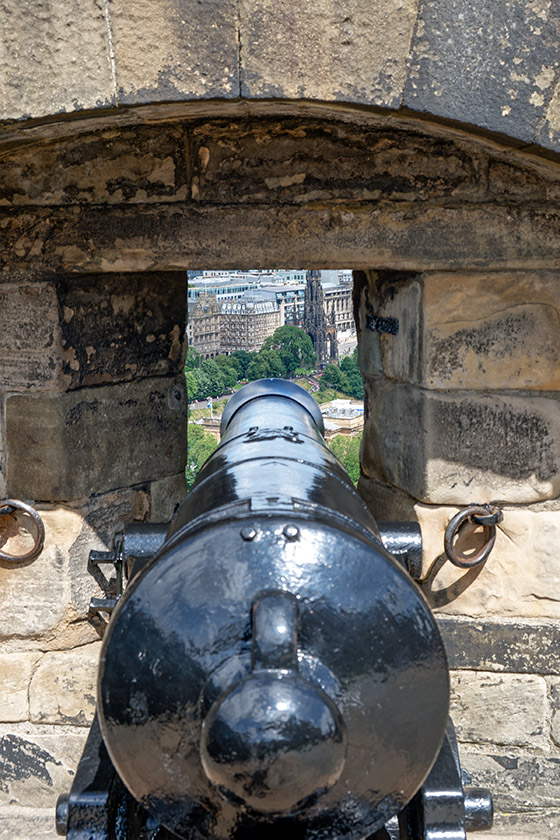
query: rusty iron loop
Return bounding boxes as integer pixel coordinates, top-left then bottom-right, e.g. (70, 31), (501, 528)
(444, 504), (500, 569)
(0, 499), (45, 563)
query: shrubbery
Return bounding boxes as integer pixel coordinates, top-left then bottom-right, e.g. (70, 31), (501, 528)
(319, 348), (364, 400)
(185, 327), (317, 400)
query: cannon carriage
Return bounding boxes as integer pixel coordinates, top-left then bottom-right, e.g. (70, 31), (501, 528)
(56, 379), (492, 840)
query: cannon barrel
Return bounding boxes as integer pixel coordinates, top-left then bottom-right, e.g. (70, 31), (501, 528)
(97, 379), (450, 840)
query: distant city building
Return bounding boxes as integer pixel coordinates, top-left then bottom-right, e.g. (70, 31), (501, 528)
(187, 293), (221, 358)
(187, 293), (283, 357)
(320, 399), (364, 440)
(220, 298), (284, 353)
(187, 278), (259, 305)
(247, 284), (306, 327)
(186, 269), (354, 357)
(323, 284), (353, 334)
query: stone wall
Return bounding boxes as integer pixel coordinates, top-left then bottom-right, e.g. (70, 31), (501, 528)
(0, 271), (188, 836)
(2, 107), (560, 838)
(356, 266), (560, 836)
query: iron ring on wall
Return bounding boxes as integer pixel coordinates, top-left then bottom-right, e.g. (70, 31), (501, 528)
(444, 505), (500, 569)
(0, 499), (45, 563)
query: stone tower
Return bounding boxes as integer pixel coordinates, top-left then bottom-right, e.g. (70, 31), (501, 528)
(303, 270), (328, 365)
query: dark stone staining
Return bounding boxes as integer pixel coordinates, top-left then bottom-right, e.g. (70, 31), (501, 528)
(429, 306), (557, 379)
(466, 753), (560, 811)
(404, 0), (560, 143)
(433, 398), (556, 482)
(365, 383), (425, 490)
(488, 159), (560, 200)
(352, 270), (370, 334)
(65, 399), (100, 427)
(438, 616), (560, 675)
(0, 735), (61, 793)
(57, 272), (187, 388)
(0, 124), (188, 206)
(191, 119), (479, 204)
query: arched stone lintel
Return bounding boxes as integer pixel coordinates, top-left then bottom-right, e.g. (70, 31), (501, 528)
(2, 114), (560, 276)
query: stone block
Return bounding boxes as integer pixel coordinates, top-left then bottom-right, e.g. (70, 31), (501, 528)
(0, 283), (60, 389)
(0, 723), (88, 808)
(109, 0), (239, 104)
(420, 272), (560, 391)
(29, 644), (100, 726)
(460, 747), (560, 816)
(472, 829), (560, 840)
(148, 472), (187, 522)
(0, 654), (40, 722)
(191, 120), (479, 205)
(0, 124), (189, 207)
(239, 0), (418, 107)
(5, 375), (187, 500)
(0, 807), (59, 840)
(0, 0), (114, 121)
(450, 670), (547, 747)
(57, 272), (187, 389)
(0, 508), (80, 638)
(358, 479), (560, 620)
(404, 0), (560, 143)
(549, 678), (560, 746)
(357, 475), (417, 522)
(361, 379), (560, 504)
(68, 486), (150, 615)
(372, 271), (560, 391)
(438, 616), (560, 676)
(359, 272), (423, 380)
(415, 505), (560, 619)
(9, 197), (560, 277)
(0, 489), (153, 639)
(0, 405), (6, 499)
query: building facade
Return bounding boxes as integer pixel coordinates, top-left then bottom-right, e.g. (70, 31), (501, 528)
(324, 283), (353, 334)
(186, 293), (221, 358)
(219, 298), (283, 353)
(187, 295), (283, 357)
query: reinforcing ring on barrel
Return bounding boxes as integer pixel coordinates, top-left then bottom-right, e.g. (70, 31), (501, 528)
(444, 504), (502, 569)
(0, 499), (45, 563)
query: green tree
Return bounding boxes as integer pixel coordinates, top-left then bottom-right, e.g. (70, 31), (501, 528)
(185, 345), (202, 371)
(185, 370), (198, 402)
(191, 368), (211, 400)
(213, 356), (237, 389)
(246, 349), (284, 381)
(199, 359), (226, 397)
(262, 326), (316, 376)
(215, 353), (241, 380)
(328, 433), (362, 486)
(321, 363), (347, 392)
(231, 350), (255, 378)
(339, 355), (364, 399)
(186, 424), (218, 489)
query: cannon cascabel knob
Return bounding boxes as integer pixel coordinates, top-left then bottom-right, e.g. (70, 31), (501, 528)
(199, 591), (347, 813)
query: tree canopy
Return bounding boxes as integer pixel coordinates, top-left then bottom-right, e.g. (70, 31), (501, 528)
(262, 326), (316, 376)
(318, 349), (363, 400)
(186, 424), (218, 489)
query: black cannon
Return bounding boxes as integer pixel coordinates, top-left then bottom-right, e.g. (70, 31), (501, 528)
(56, 379), (493, 840)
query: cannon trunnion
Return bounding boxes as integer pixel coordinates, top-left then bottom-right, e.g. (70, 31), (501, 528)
(57, 379), (492, 840)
